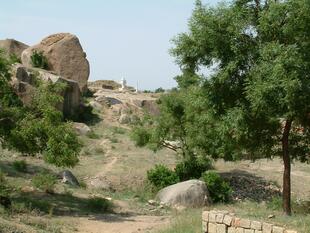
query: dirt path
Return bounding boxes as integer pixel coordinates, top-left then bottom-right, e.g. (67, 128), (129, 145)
(74, 214), (170, 233)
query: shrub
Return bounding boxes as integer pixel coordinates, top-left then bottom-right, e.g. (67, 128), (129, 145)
(155, 87), (165, 93)
(130, 127), (151, 147)
(12, 160), (27, 172)
(86, 197), (113, 213)
(202, 171), (232, 203)
(30, 50), (48, 69)
(175, 158), (212, 181)
(32, 172), (57, 194)
(147, 164), (179, 190)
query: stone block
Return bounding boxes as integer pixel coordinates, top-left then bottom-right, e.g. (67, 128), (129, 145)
(217, 224), (227, 233)
(273, 226), (285, 233)
(202, 211), (210, 222)
(223, 215), (234, 226)
(284, 231), (298, 233)
(202, 221), (208, 233)
(208, 223), (217, 233)
(245, 229), (254, 233)
(262, 223), (273, 233)
(209, 212), (217, 223)
(255, 231), (262, 233)
(239, 219), (251, 229)
(216, 213), (225, 223)
(233, 218), (241, 227)
(228, 227), (236, 233)
(251, 221), (262, 230)
(236, 228), (245, 233)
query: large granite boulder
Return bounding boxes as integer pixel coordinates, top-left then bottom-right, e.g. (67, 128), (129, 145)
(21, 33), (90, 92)
(156, 180), (210, 208)
(10, 64), (81, 117)
(0, 39), (29, 59)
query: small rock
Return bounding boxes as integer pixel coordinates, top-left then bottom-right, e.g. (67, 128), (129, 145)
(148, 200), (157, 205)
(60, 170), (79, 186)
(268, 214), (275, 219)
(73, 122), (91, 136)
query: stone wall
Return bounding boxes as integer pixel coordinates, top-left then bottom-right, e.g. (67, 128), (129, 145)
(202, 210), (297, 233)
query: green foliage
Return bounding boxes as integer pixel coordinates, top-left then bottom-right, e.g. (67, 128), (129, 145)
(202, 171), (232, 203)
(155, 87), (165, 93)
(32, 172), (57, 194)
(8, 53), (21, 64)
(86, 197), (113, 213)
(3, 76), (81, 167)
(130, 126), (151, 147)
(147, 164), (179, 190)
(12, 160), (27, 173)
(131, 0), (310, 214)
(175, 158), (212, 181)
(30, 50), (48, 69)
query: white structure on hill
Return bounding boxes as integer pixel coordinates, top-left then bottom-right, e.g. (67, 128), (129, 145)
(120, 78), (127, 90)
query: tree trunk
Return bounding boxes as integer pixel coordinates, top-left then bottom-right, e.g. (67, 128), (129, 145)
(282, 119), (292, 215)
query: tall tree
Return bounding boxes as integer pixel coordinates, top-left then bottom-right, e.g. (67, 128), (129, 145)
(170, 0), (310, 215)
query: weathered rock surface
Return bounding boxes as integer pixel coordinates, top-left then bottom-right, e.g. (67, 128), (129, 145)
(10, 64), (81, 116)
(156, 180), (210, 208)
(60, 170), (79, 186)
(21, 33), (90, 92)
(0, 39), (29, 59)
(73, 122), (91, 136)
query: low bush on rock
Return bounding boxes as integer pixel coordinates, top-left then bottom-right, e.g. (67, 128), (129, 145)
(202, 171), (232, 203)
(30, 50), (48, 69)
(32, 172), (57, 194)
(147, 164), (179, 190)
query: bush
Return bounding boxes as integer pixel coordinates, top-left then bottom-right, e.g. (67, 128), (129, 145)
(12, 160), (27, 172)
(30, 50), (48, 69)
(86, 197), (113, 213)
(32, 172), (57, 194)
(130, 127), (151, 147)
(147, 165), (179, 190)
(155, 87), (165, 93)
(175, 158), (212, 181)
(202, 171), (232, 203)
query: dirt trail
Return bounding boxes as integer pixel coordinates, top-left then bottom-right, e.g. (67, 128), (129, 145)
(75, 215), (170, 233)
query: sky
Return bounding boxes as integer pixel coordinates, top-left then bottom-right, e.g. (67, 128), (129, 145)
(0, 0), (219, 90)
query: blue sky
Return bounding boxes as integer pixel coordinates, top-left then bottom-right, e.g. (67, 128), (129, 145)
(0, 0), (219, 90)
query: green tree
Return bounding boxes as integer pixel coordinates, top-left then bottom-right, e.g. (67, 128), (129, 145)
(133, 0), (309, 215)
(0, 50), (81, 168)
(170, 0), (310, 215)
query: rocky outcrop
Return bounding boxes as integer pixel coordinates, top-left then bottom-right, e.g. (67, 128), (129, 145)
(0, 39), (28, 59)
(21, 33), (90, 92)
(10, 64), (81, 117)
(156, 180), (210, 208)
